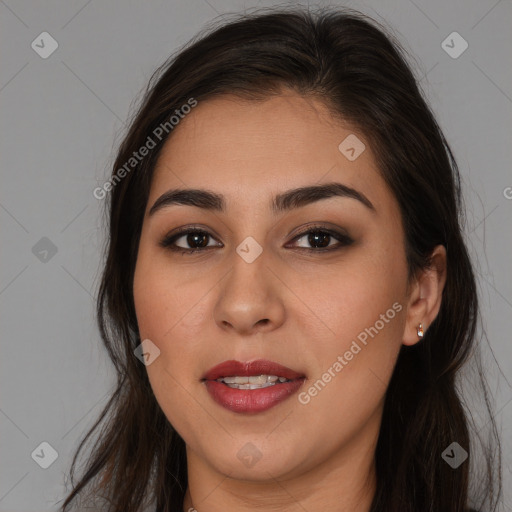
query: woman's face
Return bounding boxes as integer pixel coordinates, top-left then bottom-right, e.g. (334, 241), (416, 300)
(133, 91), (412, 486)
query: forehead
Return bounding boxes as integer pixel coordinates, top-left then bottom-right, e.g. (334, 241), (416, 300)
(149, 92), (390, 213)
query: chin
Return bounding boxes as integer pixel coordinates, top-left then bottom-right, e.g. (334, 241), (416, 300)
(200, 439), (308, 482)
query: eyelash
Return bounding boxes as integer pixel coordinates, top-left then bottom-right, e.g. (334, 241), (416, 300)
(159, 224), (354, 255)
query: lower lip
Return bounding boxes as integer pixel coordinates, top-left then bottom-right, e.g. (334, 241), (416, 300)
(204, 379), (305, 413)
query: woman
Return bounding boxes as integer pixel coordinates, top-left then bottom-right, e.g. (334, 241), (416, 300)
(61, 6), (501, 512)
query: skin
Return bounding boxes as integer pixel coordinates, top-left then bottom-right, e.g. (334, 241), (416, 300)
(133, 90), (446, 512)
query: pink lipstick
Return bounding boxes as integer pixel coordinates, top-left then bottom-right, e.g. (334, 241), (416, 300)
(203, 359), (305, 414)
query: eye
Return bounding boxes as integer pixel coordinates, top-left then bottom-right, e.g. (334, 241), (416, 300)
(159, 224), (353, 255)
(159, 227), (222, 254)
(288, 225), (354, 252)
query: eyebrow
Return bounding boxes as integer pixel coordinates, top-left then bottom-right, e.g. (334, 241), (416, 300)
(148, 182), (375, 216)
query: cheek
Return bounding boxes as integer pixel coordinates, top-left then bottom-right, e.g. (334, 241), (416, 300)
(133, 251), (211, 438)
(132, 246), (212, 380)
(297, 246), (406, 346)
(292, 240), (407, 406)
(291, 275), (406, 455)
(134, 242), (195, 338)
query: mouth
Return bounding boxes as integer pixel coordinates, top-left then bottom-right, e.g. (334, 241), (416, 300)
(202, 359), (306, 414)
(216, 374), (293, 389)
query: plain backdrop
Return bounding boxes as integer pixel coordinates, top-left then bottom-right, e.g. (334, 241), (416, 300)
(1, 0), (511, 510)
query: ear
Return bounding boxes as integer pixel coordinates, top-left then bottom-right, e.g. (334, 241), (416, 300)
(403, 245), (447, 346)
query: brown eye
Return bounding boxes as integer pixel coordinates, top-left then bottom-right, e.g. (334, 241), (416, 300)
(160, 225), (353, 255)
(290, 227), (354, 251)
(160, 228), (222, 253)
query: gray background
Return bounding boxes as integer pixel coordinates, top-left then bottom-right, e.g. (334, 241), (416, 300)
(1, 0), (511, 510)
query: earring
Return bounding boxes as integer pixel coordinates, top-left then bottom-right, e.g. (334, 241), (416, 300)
(417, 323), (424, 339)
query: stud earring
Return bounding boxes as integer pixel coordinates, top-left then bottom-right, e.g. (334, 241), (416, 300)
(417, 323), (424, 339)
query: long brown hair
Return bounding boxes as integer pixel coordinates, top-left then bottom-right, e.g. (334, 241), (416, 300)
(61, 7), (501, 511)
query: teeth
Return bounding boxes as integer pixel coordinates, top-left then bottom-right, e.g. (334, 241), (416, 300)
(238, 382), (276, 389)
(222, 376), (244, 384)
(216, 374), (291, 389)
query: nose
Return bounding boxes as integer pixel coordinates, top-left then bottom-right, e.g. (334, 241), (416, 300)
(213, 250), (286, 336)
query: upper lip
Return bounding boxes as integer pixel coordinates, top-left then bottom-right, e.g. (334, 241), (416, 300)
(203, 359), (305, 381)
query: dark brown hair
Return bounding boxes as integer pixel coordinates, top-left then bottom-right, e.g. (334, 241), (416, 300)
(61, 6), (501, 511)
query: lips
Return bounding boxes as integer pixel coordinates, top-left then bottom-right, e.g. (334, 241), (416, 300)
(203, 359), (305, 381)
(203, 359), (306, 414)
